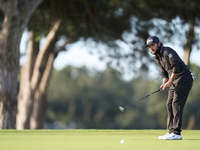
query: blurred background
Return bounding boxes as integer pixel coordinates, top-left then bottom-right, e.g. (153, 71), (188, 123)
(0, 0), (200, 130)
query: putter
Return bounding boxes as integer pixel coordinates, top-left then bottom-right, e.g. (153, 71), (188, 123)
(119, 88), (162, 112)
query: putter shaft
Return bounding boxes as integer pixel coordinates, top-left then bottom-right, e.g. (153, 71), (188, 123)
(119, 88), (161, 112)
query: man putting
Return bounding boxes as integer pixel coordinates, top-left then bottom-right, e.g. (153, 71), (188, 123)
(145, 36), (195, 140)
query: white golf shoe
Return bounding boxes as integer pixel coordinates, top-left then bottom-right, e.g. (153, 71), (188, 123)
(158, 133), (171, 140)
(163, 133), (182, 140)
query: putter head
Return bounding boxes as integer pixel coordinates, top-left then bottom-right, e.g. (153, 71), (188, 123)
(119, 106), (124, 112)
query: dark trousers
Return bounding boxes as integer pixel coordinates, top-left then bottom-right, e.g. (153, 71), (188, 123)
(166, 74), (193, 135)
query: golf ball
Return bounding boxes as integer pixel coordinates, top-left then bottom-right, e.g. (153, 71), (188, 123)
(120, 139), (125, 144)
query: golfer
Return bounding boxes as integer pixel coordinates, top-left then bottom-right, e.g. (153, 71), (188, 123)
(145, 36), (195, 140)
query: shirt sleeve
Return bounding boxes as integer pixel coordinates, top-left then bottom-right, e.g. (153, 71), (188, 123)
(165, 51), (180, 74)
(156, 59), (169, 79)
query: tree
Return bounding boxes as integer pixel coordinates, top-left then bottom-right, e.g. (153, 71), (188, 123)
(176, 1), (198, 67)
(17, 0), (134, 129)
(17, 0), (200, 129)
(0, 0), (43, 129)
(17, 20), (62, 129)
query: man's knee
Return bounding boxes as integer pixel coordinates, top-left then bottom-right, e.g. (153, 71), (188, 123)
(166, 100), (172, 110)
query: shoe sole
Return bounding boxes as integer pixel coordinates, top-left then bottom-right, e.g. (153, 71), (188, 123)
(163, 138), (182, 140)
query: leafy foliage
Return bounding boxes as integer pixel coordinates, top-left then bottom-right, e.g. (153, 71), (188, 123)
(26, 0), (200, 75)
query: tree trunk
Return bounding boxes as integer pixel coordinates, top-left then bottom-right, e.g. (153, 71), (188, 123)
(0, 0), (43, 129)
(30, 25), (71, 129)
(30, 52), (55, 129)
(183, 16), (195, 67)
(17, 32), (40, 129)
(17, 20), (62, 129)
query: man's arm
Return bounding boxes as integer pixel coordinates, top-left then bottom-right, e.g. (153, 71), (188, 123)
(162, 73), (177, 90)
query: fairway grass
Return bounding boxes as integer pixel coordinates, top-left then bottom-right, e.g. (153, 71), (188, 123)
(0, 130), (200, 150)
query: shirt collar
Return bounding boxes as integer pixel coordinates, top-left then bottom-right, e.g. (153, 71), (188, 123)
(160, 46), (163, 54)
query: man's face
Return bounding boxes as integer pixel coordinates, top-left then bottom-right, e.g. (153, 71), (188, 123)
(148, 43), (158, 55)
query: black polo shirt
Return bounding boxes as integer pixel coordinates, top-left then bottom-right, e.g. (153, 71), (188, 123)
(155, 46), (190, 80)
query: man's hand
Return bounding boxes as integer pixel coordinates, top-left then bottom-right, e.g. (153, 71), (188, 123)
(160, 73), (177, 91)
(160, 78), (168, 91)
(162, 81), (172, 90)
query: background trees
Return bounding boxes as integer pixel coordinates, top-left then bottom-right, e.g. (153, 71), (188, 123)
(47, 66), (133, 129)
(46, 64), (200, 129)
(0, 0), (199, 129)
(16, 0), (134, 129)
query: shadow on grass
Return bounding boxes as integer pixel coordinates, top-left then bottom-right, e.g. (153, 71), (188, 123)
(184, 139), (200, 141)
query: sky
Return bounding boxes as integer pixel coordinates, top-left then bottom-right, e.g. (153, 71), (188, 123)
(53, 41), (107, 71)
(20, 32), (200, 80)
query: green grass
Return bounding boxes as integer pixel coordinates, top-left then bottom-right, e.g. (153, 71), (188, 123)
(0, 130), (199, 150)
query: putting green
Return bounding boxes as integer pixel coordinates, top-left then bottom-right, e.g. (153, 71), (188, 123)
(0, 130), (199, 150)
